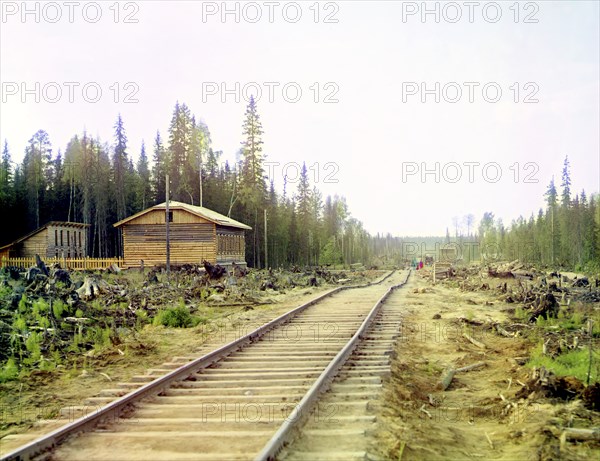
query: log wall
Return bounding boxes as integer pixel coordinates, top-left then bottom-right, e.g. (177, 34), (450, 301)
(130, 209), (212, 225)
(21, 230), (48, 258)
(46, 224), (87, 258)
(122, 223), (216, 267)
(216, 226), (246, 263)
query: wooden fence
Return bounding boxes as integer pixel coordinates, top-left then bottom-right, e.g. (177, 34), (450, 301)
(0, 257), (123, 270)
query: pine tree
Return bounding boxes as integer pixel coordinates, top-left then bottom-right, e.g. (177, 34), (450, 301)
(134, 142), (151, 210)
(582, 191), (599, 267)
(63, 135), (82, 223)
(478, 212), (496, 260)
(288, 201), (299, 265)
(112, 114), (129, 221)
(559, 157), (573, 264)
(167, 102), (194, 202)
(464, 214), (475, 237)
(47, 148), (66, 220)
(296, 163), (311, 264)
(151, 131), (167, 203)
(203, 148), (227, 213)
(536, 208), (547, 263)
(240, 96), (265, 199)
(561, 156), (571, 208)
(265, 180), (281, 267)
(12, 163), (28, 240)
(184, 118), (210, 206)
(77, 133), (95, 255)
(0, 141), (16, 245)
(0, 141), (13, 206)
(239, 96), (266, 267)
(545, 177), (560, 264)
(23, 130), (52, 229)
(310, 186), (323, 264)
(91, 139), (112, 257)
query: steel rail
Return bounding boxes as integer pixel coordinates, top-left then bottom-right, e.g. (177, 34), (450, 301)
(254, 270), (411, 461)
(2, 269), (397, 461)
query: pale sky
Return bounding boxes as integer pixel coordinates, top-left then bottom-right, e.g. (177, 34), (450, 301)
(1, 1), (599, 236)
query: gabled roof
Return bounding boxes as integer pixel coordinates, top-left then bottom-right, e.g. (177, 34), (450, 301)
(113, 201), (252, 230)
(0, 221), (90, 251)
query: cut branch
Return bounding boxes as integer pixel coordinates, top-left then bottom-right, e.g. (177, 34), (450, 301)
(463, 332), (486, 349)
(437, 362), (487, 391)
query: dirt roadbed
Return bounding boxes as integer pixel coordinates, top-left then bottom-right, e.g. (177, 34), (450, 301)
(374, 272), (600, 461)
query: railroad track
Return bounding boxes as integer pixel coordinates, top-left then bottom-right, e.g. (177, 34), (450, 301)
(2, 270), (410, 461)
(277, 275), (408, 460)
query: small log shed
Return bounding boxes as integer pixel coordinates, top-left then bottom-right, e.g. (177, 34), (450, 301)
(0, 221), (89, 260)
(113, 201), (252, 268)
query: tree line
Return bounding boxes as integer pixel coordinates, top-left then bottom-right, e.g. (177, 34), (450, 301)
(370, 158), (600, 271)
(1, 100), (597, 271)
(477, 157), (599, 271)
(0, 98), (373, 267)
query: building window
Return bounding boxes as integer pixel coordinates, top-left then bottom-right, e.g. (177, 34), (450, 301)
(60, 230), (63, 246)
(67, 230), (70, 246)
(79, 231), (82, 248)
(54, 229), (58, 246)
(167, 211), (173, 222)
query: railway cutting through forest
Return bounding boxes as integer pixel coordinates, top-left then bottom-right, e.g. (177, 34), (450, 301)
(2, 269), (411, 461)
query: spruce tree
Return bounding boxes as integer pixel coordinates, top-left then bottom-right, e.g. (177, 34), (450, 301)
(112, 114), (129, 221)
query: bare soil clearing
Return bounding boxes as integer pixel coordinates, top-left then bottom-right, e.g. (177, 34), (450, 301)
(373, 271), (600, 461)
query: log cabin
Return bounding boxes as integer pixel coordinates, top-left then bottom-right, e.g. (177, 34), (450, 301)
(113, 201), (251, 268)
(0, 222), (90, 261)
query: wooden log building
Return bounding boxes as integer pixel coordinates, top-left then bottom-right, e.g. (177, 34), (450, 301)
(439, 246), (459, 262)
(113, 201), (251, 268)
(0, 222), (89, 260)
